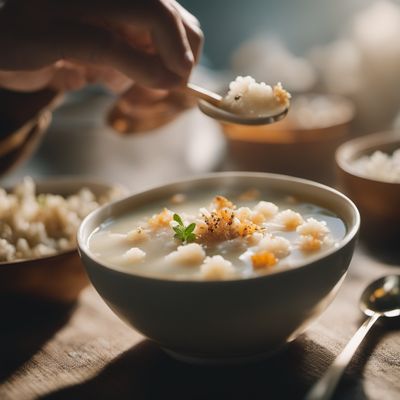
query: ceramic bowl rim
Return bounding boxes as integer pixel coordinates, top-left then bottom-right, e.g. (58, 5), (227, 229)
(78, 171), (360, 285)
(336, 130), (400, 186)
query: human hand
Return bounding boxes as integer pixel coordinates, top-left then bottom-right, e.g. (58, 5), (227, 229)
(0, 0), (203, 91)
(107, 84), (197, 133)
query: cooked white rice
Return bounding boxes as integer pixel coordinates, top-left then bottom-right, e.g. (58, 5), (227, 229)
(256, 234), (291, 258)
(222, 76), (291, 116)
(254, 201), (279, 219)
(122, 247), (146, 264)
(274, 209), (304, 230)
(200, 255), (235, 280)
(298, 235), (324, 252)
(296, 217), (331, 252)
(297, 218), (329, 239)
(126, 227), (150, 244)
(165, 243), (205, 266)
(0, 177), (122, 262)
(351, 149), (400, 183)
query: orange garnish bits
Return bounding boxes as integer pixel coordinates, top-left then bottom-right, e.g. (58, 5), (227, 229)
(197, 196), (260, 243)
(301, 236), (322, 252)
(213, 195), (235, 210)
(148, 208), (172, 228)
(251, 251), (277, 270)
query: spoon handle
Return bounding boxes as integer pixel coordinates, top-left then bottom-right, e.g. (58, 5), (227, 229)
(305, 313), (380, 400)
(186, 83), (222, 106)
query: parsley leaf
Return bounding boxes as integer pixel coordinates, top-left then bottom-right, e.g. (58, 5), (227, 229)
(172, 213), (196, 243)
(173, 213), (184, 225)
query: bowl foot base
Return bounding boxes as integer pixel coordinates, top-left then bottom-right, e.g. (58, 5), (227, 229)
(162, 345), (285, 366)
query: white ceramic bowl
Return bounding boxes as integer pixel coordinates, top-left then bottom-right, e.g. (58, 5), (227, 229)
(78, 172), (359, 363)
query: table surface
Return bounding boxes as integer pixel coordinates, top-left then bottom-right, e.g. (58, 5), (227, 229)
(1, 246), (399, 400)
(1, 93), (399, 400)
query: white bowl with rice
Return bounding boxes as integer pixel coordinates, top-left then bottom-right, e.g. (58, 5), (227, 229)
(336, 130), (400, 250)
(78, 172), (359, 363)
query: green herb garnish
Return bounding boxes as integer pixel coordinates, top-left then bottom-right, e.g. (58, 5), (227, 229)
(172, 213), (196, 243)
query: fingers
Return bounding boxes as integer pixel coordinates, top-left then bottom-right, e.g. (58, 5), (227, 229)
(61, 0), (204, 82)
(170, 1), (203, 63)
(108, 96), (187, 134)
(0, 0), (203, 91)
(49, 61), (87, 91)
(108, 105), (178, 134)
(119, 85), (169, 106)
(181, 19), (203, 63)
(171, 0), (201, 28)
(48, 22), (183, 89)
(150, 1), (194, 79)
(0, 67), (56, 92)
(84, 66), (132, 93)
(107, 85), (195, 134)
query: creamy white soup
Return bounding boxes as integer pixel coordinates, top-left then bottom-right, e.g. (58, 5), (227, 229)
(88, 190), (346, 281)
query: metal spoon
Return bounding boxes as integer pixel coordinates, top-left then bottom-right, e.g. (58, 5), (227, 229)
(305, 275), (400, 400)
(186, 83), (289, 126)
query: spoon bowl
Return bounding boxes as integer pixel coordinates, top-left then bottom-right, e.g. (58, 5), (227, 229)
(360, 275), (400, 318)
(198, 98), (289, 126)
(187, 82), (289, 126)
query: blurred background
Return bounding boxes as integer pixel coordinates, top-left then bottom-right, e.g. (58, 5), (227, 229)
(2, 0), (400, 189)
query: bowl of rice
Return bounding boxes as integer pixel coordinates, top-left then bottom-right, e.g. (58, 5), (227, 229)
(221, 93), (354, 184)
(0, 177), (125, 302)
(336, 130), (400, 249)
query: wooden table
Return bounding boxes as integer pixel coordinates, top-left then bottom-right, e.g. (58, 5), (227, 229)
(1, 246), (399, 400)
(1, 93), (399, 400)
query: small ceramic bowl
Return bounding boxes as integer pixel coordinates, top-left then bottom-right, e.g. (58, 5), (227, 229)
(78, 172), (359, 364)
(221, 94), (354, 184)
(0, 178), (120, 303)
(336, 131), (400, 249)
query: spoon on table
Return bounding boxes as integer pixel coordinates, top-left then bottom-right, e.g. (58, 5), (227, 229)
(305, 275), (400, 400)
(186, 83), (289, 126)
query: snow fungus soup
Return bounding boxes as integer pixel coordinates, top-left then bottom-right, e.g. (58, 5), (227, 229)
(88, 189), (346, 281)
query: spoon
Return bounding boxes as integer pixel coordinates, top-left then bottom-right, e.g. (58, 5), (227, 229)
(305, 275), (400, 400)
(186, 82), (289, 126)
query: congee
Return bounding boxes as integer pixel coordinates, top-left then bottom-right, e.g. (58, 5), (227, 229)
(222, 76), (290, 117)
(88, 189), (346, 281)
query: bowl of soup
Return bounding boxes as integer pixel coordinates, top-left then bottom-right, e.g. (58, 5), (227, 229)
(78, 172), (359, 363)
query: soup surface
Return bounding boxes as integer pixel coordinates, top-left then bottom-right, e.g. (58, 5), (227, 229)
(88, 189), (346, 281)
